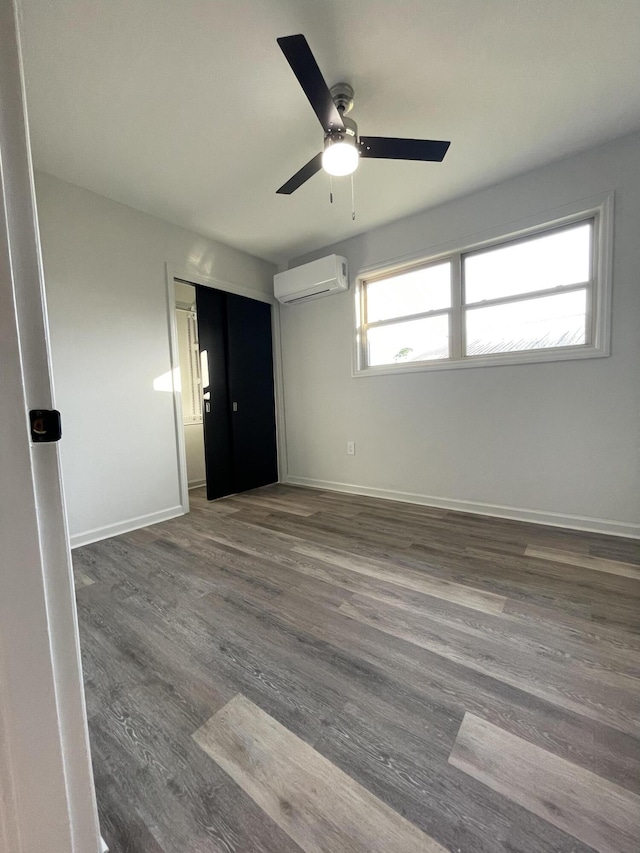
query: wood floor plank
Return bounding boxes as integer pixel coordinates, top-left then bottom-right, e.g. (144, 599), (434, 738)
(313, 697), (597, 853)
(589, 538), (640, 565)
(525, 545), (640, 580)
(120, 526), (163, 546)
(411, 537), (640, 598)
(92, 562), (351, 747)
(298, 509), (415, 551)
(449, 712), (640, 853)
(93, 768), (167, 853)
(74, 569), (95, 589)
(263, 519), (629, 626)
(224, 494), (316, 516)
(313, 489), (448, 520)
(193, 693), (449, 853)
(334, 580), (640, 679)
(404, 542), (640, 627)
(91, 711), (302, 853)
(201, 569), (640, 788)
(338, 596), (640, 735)
(234, 577), (640, 792)
(292, 543), (506, 615)
(77, 585), (233, 722)
(254, 511), (412, 557)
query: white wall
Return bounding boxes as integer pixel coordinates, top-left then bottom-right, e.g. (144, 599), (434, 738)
(184, 423), (206, 487)
(280, 131), (640, 537)
(35, 172), (275, 545)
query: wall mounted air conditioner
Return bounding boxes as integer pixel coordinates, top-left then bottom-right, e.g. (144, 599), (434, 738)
(274, 254), (348, 305)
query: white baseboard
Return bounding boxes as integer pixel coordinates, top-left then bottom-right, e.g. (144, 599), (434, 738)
(100, 836), (109, 852)
(70, 506), (185, 549)
(285, 476), (640, 540)
(188, 479), (206, 490)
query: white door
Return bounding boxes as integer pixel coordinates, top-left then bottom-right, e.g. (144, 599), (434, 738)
(0, 1), (101, 850)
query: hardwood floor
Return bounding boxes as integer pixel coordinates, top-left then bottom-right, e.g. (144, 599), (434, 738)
(73, 485), (640, 853)
(449, 713), (639, 853)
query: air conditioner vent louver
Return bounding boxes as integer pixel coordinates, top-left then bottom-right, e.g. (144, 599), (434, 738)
(274, 255), (348, 304)
(286, 288), (331, 303)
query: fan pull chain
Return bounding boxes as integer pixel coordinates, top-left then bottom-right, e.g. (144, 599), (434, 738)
(351, 173), (356, 220)
(329, 175), (334, 204)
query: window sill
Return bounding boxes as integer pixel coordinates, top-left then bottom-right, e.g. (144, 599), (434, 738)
(353, 343), (609, 378)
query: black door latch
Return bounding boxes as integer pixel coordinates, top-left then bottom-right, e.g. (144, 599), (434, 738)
(29, 409), (62, 443)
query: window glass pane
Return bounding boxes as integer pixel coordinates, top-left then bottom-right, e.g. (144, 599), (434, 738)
(464, 222), (591, 304)
(175, 309), (202, 423)
(465, 290), (587, 356)
(366, 261), (451, 322)
(367, 314), (449, 366)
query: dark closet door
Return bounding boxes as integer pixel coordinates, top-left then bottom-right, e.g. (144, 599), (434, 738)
(195, 286), (234, 500)
(226, 293), (278, 493)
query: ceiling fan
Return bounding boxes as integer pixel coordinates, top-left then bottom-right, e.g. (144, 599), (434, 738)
(276, 34), (451, 195)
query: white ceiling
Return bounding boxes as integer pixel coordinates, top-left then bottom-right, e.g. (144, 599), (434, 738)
(19, 0), (640, 264)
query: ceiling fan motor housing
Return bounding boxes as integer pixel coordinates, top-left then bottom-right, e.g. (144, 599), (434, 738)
(330, 83), (355, 115)
(326, 84), (357, 149)
(324, 115), (358, 147)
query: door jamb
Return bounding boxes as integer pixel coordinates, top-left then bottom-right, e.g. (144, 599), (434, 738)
(164, 263), (287, 512)
(0, 0), (102, 848)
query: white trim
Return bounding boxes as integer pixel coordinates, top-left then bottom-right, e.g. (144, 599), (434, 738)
(0, 0), (101, 848)
(188, 479), (206, 490)
(175, 308), (203, 425)
(165, 263), (286, 501)
(165, 266), (191, 515)
(284, 476), (640, 540)
(168, 263), (275, 305)
(0, 695), (19, 853)
(70, 506), (184, 549)
(592, 191), (614, 355)
(352, 192), (614, 377)
(352, 341), (609, 377)
(272, 300), (289, 483)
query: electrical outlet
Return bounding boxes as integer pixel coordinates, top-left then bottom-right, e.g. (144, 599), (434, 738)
(347, 441), (356, 456)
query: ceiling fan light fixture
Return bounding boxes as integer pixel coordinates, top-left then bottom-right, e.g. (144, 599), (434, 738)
(322, 138), (359, 176)
(322, 117), (359, 177)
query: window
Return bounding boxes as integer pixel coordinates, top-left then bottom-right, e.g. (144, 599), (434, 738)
(356, 200), (611, 375)
(176, 308), (203, 423)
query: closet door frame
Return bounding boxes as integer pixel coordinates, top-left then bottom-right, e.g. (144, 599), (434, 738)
(165, 263), (287, 514)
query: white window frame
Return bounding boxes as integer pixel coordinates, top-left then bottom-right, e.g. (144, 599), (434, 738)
(354, 194), (613, 377)
(176, 307), (203, 425)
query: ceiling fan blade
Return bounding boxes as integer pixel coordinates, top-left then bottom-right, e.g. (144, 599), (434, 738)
(277, 34), (345, 133)
(276, 152), (323, 194)
(359, 136), (450, 162)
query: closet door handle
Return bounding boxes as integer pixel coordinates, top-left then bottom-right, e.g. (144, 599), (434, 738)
(232, 401), (238, 412)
